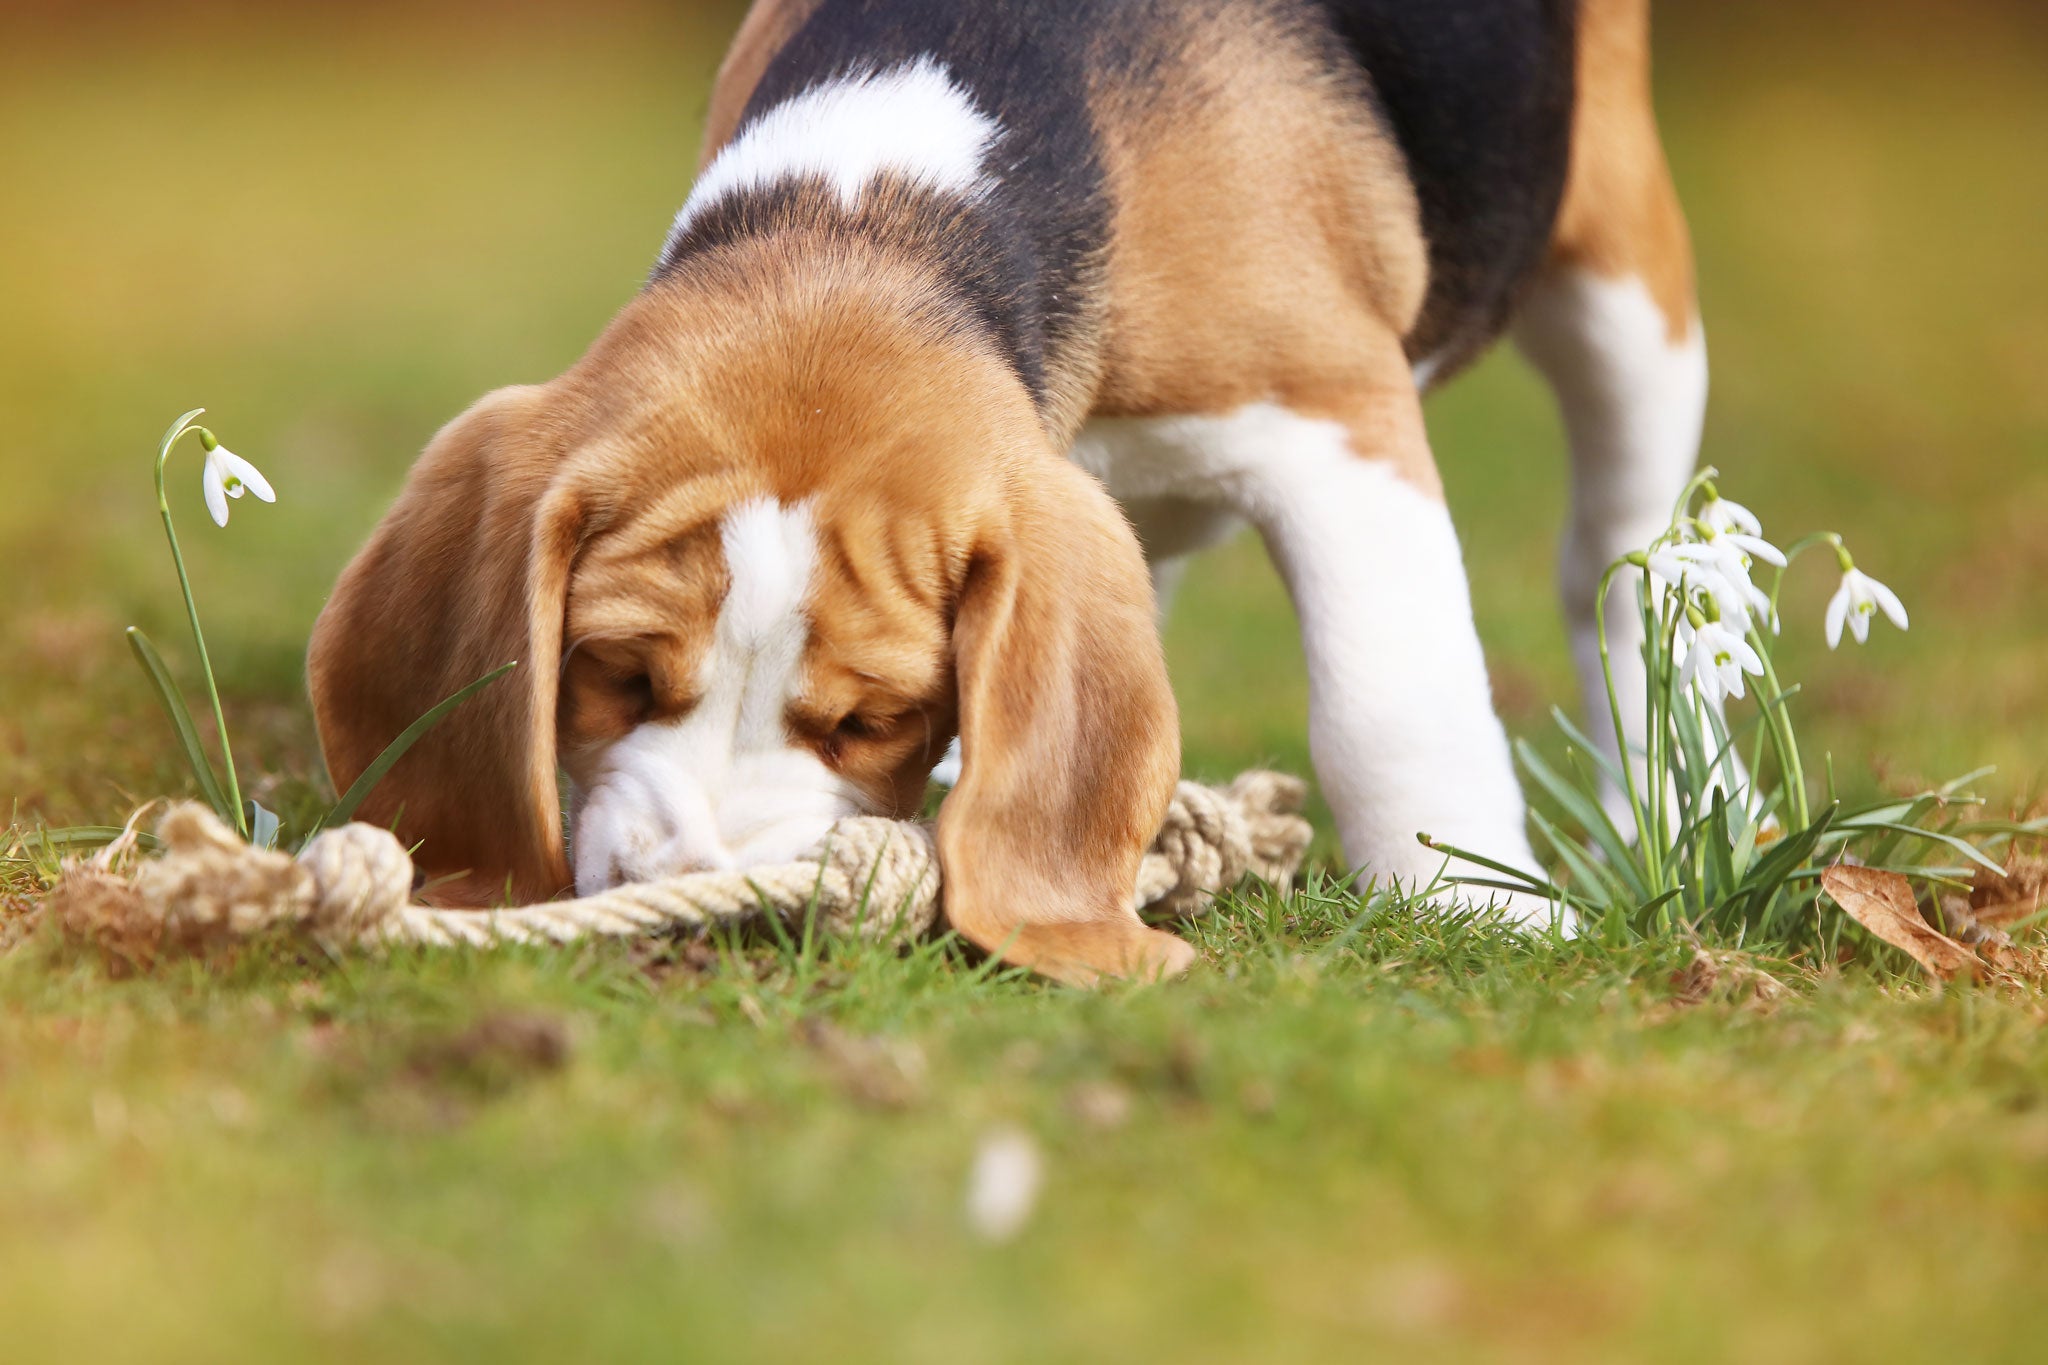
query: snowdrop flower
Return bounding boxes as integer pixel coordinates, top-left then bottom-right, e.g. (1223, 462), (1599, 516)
(1825, 562), (1908, 649)
(965, 1127), (1042, 1242)
(1697, 492), (1763, 539)
(1647, 541), (1770, 633)
(1689, 532), (1783, 629)
(1676, 616), (1765, 705)
(1699, 524), (1786, 572)
(197, 431), (275, 528)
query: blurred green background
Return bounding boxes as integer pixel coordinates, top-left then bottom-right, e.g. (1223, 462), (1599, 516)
(3, 0), (2045, 825)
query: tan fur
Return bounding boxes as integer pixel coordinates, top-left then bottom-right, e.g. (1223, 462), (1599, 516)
(308, 385), (577, 906)
(315, 1), (1688, 978)
(311, 236), (1189, 982)
(1085, 5), (1439, 492)
(1547, 0), (1696, 339)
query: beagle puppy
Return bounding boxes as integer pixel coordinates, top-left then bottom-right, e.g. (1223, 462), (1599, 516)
(309, 0), (1703, 984)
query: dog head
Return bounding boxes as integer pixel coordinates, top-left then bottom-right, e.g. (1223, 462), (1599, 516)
(308, 247), (1177, 935)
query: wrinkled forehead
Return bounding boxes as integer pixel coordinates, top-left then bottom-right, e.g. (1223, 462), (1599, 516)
(565, 489), (957, 700)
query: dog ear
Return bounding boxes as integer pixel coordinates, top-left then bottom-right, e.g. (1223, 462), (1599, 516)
(308, 386), (582, 905)
(936, 459), (1194, 985)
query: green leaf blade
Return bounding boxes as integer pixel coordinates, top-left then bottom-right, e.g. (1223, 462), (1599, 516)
(312, 660), (518, 837)
(125, 626), (233, 821)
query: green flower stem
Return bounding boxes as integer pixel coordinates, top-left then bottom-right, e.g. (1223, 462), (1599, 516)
(1748, 633), (1809, 832)
(1649, 590), (1685, 890)
(153, 408), (246, 838)
(1593, 561), (1658, 887)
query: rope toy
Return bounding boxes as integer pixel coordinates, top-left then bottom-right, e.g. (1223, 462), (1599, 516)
(45, 772), (1311, 958)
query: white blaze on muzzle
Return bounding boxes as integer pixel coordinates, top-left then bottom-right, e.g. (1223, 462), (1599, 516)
(568, 497), (863, 894)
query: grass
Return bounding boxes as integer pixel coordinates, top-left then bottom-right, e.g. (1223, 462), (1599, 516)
(4, 1), (2048, 1360)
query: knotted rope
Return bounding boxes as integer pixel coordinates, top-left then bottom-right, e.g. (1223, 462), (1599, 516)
(45, 772), (1312, 958)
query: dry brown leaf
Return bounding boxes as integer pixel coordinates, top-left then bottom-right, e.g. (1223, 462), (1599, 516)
(1970, 850), (2048, 929)
(1823, 865), (1982, 983)
(1669, 947), (1790, 1009)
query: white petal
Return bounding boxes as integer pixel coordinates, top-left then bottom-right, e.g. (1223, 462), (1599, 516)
(216, 448), (275, 503)
(1646, 549), (1691, 588)
(1691, 656), (1723, 706)
(1728, 634), (1761, 679)
(1726, 533), (1787, 568)
(1868, 577), (1908, 630)
(1824, 582), (1850, 649)
(202, 463), (230, 527)
(1718, 497), (1763, 537)
(1848, 603), (1872, 643)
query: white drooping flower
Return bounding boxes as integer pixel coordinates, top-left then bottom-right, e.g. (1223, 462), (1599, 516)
(1648, 541), (1771, 634)
(1675, 618), (1765, 705)
(1825, 566), (1908, 649)
(965, 1127), (1042, 1242)
(1697, 493), (1764, 539)
(200, 438), (275, 528)
(1692, 530), (1784, 630)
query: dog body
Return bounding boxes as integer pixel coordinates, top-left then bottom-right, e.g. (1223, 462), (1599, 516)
(310, 0), (1704, 982)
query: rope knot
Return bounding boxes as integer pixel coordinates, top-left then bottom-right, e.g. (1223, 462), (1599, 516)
(809, 817), (941, 939)
(298, 821), (414, 938)
(1136, 771), (1313, 916)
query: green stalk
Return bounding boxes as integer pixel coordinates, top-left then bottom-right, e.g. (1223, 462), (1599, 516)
(1748, 635), (1809, 832)
(1650, 592), (1685, 899)
(1751, 542), (1822, 833)
(1593, 562), (1654, 882)
(153, 407), (246, 838)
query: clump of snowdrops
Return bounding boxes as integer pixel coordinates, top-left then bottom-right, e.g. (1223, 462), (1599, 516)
(1435, 467), (2040, 958)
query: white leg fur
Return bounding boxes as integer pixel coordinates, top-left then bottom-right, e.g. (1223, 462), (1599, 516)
(1514, 272), (1707, 823)
(1073, 408), (1551, 924)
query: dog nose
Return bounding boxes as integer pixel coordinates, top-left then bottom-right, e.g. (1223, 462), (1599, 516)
(656, 846), (734, 877)
(590, 830), (736, 893)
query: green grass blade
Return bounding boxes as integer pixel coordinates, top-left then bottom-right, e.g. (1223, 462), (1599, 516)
(313, 661), (517, 836)
(1526, 805), (1627, 902)
(20, 825), (164, 855)
(1704, 791), (1737, 906)
(125, 626), (233, 820)
(1847, 820), (2007, 875)
(1516, 740), (1648, 900)
(1548, 706), (1629, 792)
(1418, 833), (1565, 899)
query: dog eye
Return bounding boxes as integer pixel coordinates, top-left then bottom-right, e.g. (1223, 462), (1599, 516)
(616, 672), (655, 713)
(834, 712), (878, 740)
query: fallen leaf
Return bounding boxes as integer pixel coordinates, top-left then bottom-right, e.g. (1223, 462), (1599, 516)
(1823, 865), (1982, 983)
(1970, 850), (2048, 929)
(1669, 947), (1789, 1009)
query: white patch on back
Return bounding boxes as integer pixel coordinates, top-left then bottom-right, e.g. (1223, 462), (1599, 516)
(568, 498), (864, 894)
(662, 57), (1000, 258)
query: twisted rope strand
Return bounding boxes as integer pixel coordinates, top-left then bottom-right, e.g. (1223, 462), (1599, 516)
(69, 772), (1311, 955)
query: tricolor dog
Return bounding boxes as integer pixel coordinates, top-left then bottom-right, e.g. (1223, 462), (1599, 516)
(310, 0), (1704, 984)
